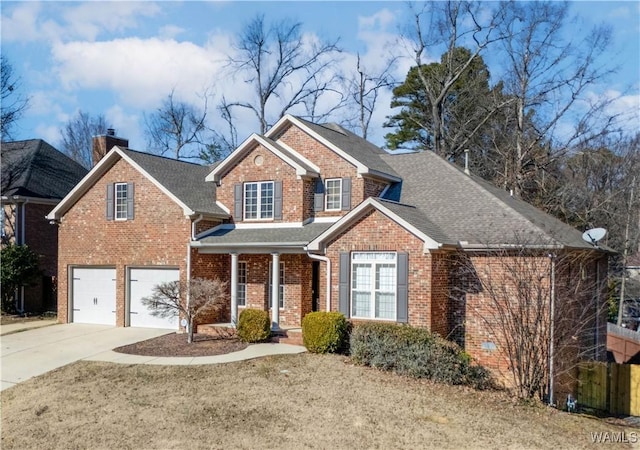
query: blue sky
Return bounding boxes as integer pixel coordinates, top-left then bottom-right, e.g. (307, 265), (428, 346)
(2, 1), (639, 152)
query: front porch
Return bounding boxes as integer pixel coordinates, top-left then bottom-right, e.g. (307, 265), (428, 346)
(197, 322), (304, 346)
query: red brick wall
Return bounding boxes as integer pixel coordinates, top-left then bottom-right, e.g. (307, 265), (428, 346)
(323, 208), (432, 326)
(272, 123), (387, 219)
(57, 158), (193, 326)
(216, 142), (303, 223)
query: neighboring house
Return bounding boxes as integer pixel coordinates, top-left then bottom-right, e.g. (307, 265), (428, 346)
(48, 116), (608, 393)
(1, 139), (88, 313)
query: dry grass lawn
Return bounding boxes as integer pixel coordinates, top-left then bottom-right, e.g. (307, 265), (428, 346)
(1, 353), (634, 449)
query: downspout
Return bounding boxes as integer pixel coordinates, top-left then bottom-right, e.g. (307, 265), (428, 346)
(307, 252), (331, 312)
(185, 214), (202, 335)
(548, 253), (556, 406)
(18, 198), (29, 313)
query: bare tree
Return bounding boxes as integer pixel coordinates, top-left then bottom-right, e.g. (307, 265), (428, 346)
(396, 1), (509, 159)
(1, 56), (30, 140)
(344, 53), (397, 139)
(60, 111), (110, 169)
(496, 1), (617, 198)
(144, 89), (209, 160)
(450, 245), (607, 401)
(226, 14), (343, 134)
(141, 277), (227, 344)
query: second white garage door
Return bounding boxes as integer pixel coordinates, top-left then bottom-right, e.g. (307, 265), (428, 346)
(129, 268), (180, 329)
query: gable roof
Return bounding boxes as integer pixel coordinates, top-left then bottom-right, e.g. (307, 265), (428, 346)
(1, 139), (88, 201)
(206, 133), (319, 183)
(379, 151), (596, 250)
(47, 147), (227, 220)
(307, 197), (450, 252)
(265, 115), (400, 181)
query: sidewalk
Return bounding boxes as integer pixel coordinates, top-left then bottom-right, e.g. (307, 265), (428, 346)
(0, 319), (58, 336)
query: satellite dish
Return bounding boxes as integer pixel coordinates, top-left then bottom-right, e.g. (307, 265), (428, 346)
(582, 228), (607, 246)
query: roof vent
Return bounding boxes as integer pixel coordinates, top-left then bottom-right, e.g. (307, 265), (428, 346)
(106, 128), (115, 136)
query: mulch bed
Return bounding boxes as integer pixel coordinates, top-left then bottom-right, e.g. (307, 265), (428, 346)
(113, 333), (248, 357)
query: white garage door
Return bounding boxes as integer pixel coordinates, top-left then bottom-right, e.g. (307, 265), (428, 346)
(72, 268), (116, 325)
(129, 268), (180, 329)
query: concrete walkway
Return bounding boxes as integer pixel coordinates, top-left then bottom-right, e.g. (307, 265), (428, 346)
(86, 342), (307, 366)
(1, 323), (306, 391)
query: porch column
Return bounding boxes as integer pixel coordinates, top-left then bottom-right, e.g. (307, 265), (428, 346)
(271, 252), (280, 330)
(230, 252), (239, 327)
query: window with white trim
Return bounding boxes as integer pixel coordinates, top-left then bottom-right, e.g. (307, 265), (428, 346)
(244, 181), (274, 220)
(351, 252), (397, 320)
(325, 178), (342, 211)
(238, 262), (247, 307)
(269, 262), (285, 309)
(115, 183), (128, 220)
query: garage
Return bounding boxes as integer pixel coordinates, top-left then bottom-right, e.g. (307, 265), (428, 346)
(128, 268), (180, 329)
(71, 267), (116, 325)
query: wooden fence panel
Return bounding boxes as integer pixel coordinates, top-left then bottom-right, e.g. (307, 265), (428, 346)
(578, 362), (640, 416)
(578, 362), (608, 411)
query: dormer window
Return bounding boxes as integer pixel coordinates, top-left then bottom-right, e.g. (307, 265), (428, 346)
(325, 179), (342, 211)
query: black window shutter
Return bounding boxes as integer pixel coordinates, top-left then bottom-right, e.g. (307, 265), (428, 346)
(106, 183), (114, 220)
(314, 178), (325, 212)
(339, 252), (350, 317)
(126, 182), (135, 220)
(274, 181), (283, 220)
(341, 177), (351, 211)
(397, 252), (409, 323)
(234, 183), (243, 220)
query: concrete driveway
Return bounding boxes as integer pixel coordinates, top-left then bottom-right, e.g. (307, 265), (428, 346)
(0, 323), (172, 391)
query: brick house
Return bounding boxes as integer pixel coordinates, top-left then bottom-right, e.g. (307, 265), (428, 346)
(48, 116), (607, 391)
(1, 139), (88, 312)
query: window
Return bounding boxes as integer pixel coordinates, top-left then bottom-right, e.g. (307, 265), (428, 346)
(107, 182), (134, 221)
(238, 262), (247, 307)
(351, 252), (396, 320)
(244, 181), (274, 220)
(269, 262), (285, 309)
(115, 183), (128, 220)
(325, 178), (342, 211)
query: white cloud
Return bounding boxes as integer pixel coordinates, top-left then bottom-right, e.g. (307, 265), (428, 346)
(1, 1), (160, 43)
(51, 36), (229, 109)
(158, 25), (185, 40)
(358, 8), (396, 30)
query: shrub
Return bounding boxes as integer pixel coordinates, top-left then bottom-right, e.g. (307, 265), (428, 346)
(350, 322), (492, 389)
(302, 312), (348, 353)
(237, 309), (271, 343)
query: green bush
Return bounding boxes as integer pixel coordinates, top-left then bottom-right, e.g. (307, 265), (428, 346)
(237, 309), (271, 343)
(302, 312), (348, 353)
(350, 322), (492, 389)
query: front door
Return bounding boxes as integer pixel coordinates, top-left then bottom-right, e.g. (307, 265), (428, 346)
(312, 261), (319, 312)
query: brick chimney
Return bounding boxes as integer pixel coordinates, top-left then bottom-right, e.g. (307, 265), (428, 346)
(92, 128), (129, 167)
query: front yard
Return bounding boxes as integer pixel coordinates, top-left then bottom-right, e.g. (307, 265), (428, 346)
(2, 353), (635, 449)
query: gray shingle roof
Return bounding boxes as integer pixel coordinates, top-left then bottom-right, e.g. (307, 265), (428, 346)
(1, 139), (88, 200)
(293, 117), (399, 178)
(199, 223), (333, 246)
(380, 151), (594, 250)
(122, 149), (226, 217)
(198, 222), (332, 247)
